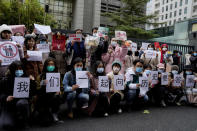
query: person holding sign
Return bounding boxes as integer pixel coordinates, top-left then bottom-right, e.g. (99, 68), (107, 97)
(35, 58), (62, 123)
(87, 61), (110, 117)
(167, 65), (184, 106)
(102, 38), (128, 74)
(141, 44), (159, 69)
(0, 24), (24, 77)
(63, 57), (90, 119)
(125, 59), (148, 108)
(0, 61), (36, 129)
(22, 34), (43, 79)
(107, 61), (124, 114)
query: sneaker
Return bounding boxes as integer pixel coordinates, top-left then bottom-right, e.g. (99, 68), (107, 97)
(160, 100), (166, 108)
(175, 102), (181, 106)
(52, 113), (59, 122)
(118, 108), (122, 114)
(104, 113), (109, 117)
(68, 112), (74, 119)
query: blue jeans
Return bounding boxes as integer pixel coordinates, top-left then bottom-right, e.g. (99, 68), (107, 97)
(66, 91), (89, 112)
(126, 89), (148, 104)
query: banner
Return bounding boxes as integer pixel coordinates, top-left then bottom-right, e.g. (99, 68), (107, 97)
(0, 41), (20, 65)
(139, 77), (149, 96)
(13, 77), (30, 98)
(98, 76), (109, 92)
(114, 75), (124, 90)
(141, 42), (150, 50)
(131, 42), (137, 51)
(9, 25), (25, 36)
(11, 36), (25, 45)
(46, 73), (60, 93)
(34, 24), (51, 34)
(37, 44), (50, 53)
(161, 72), (168, 85)
(145, 50), (157, 59)
(151, 71), (158, 84)
(97, 27), (109, 37)
(52, 35), (66, 51)
(76, 71), (89, 88)
(115, 31), (127, 41)
(69, 34), (82, 41)
(27, 51), (42, 61)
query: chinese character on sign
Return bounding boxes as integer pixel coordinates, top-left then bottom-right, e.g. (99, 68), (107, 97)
(46, 73), (60, 92)
(17, 81), (29, 92)
(13, 78), (30, 98)
(114, 75), (124, 90)
(99, 76), (109, 92)
(101, 79), (109, 87)
(49, 76), (59, 87)
(141, 80), (148, 87)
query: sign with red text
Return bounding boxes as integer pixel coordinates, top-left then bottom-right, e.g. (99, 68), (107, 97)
(115, 31), (127, 41)
(69, 34), (82, 42)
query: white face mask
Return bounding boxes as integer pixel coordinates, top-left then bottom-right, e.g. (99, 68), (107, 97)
(113, 67), (120, 73)
(111, 41), (117, 47)
(93, 33), (97, 37)
(162, 48), (167, 51)
(148, 48), (153, 51)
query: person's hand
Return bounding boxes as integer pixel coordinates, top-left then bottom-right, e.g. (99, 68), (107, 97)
(156, 53), (158, 57)
(16, 43), (21, 48)
(71, 41), (75, 46)
(24, 54), (29, 59)
(110, 88), (114, 93)
(55, 92), (60, 95)
(136, 84), (141, 88)
(108, 49), (113, 54)
(7, 96), (14, 102)
(44, 80), (48, 85)
(86, 72), (92, 78)
(143, 53), (146, 57)
(72, 85), (79, 91)
(29, 75), (35, 81)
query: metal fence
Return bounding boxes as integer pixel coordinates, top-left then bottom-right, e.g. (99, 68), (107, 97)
(128, 38), (195, 71)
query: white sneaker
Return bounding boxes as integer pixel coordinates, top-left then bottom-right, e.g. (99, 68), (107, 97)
(118, 109), (122, 114)
(104, 113), (109, 117)
(52, 113), (59, 122)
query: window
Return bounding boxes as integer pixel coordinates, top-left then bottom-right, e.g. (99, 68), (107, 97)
(166, 5), (168, 11)
(162, 7), (164, 12)
(161, 15), (164, 20)
(178, 18), (181, 21)
(170, 12), (172, 18)
(174, 19), (176, 24)
(184, 7), (187, 14)
(163, 0), (165, 4)
(174, 11), (176, 17)
(166, 14), (168, 19)
(169, 21), (172, 25)
(166, 0), (168, 3)
(185, 0), (188, 4)
(175, 2), (177, 8)
(184, 17), (187, 20)
(179, 9), (182, 15)
(170, 4), (173, 10)
(180, 0), (182, 6)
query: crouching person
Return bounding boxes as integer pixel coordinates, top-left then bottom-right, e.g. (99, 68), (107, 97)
(63, 57), (89, 119)
(167, 65), (184, 106)
(35, 58), (62, 125)
(0, 61), (36, 129)
(125, 59), (148, 108)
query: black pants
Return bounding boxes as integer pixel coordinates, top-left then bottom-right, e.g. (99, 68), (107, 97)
(93, 93), (109, 115)
(149, 86), (166, 105)
(109, 93), (121, 113)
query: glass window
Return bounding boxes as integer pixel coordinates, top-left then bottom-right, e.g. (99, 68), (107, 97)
(179, 9), (182, 15)
(166, 5), (168, 11)
(185, 0), (188, 4)
(170, 4), (173, 10)
(184, 7), (187, 14)
(175, 2), (177, 8)
(162, 7), (164, 12)
(170, 12), (172, 18)
(180, 0), (182, 6)
(174, 11), (176, 17)
(166, 14), (168, 19)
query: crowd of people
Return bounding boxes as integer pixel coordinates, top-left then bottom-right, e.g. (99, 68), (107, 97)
(0, 24), (197, 130)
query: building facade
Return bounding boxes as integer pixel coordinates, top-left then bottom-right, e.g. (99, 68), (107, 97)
(146, 0), (197, 30)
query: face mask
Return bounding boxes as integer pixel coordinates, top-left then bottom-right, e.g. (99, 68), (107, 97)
(186, 71), (192, 75)
(47, 66), (55, 72)
(162, 48), (167, 51)
(97, 68), (104, 73)
(93, 33), (97, 37)
(145, 70), (151, 75)
(136, 67), (143, 73)
(75, 67), (82, 71)
(158, 69), (164, 73)
(172, 70), (178, 74)
(148, 48), (153, 51)
(113, 67), (120, 73)
(15, 70), (24, 77)
(111, 41), (117, 47)
(40, 41), (47, 44)
(194, 53), (197, 56)
(86, 45), (91, 50)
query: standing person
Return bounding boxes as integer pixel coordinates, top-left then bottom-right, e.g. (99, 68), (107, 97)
(62, 57), (90, 119)
(190, 51), (197, 73)
(66, 29), (86, 69)
(22, 34), (43, 79)
(125, 47), (135, 71)
(87, 61), (110, 117)
(125, 59), (148, 107)
(102, 38), (128, 74)
(107, 61), (124, 114)
(167, 65), (184, 106)
(172, 50), (181, 66)
(0, 61), (36, 129)
(185, 51), (192, 65)
(35, 58), (62, 124)
(0, 24), (24, 77)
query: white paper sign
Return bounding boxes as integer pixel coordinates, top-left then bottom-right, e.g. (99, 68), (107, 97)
(173, 74), (182, 87)
(69, 34), (82, 41)
(0, 41), (20, 65)
(131, 42), (137, 51)
(37, 44), (50, 53)
(97, 27), (109, 37)
(34, 24), (52, 34)
(13, 77), (30, 98)
(161, 72), (168, 85)
(46, 73), (60, 93)
(76, 71), (88, 88)
(115, 31), (127, 41)
(98, 76), (109, 92)
(186, 75), (195, 87)
(145, 50), (157, 59)
(151, 71), (158, 84)
(114, 75), (124, 90)
(27, 50), (42, 61)
(141, 42), (150, 50)
(139, 77), (149, 96)
(11, 36), (24, 45)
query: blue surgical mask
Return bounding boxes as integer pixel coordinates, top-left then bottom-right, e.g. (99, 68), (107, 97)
(172, 70), (178, 74)
(75, 67), (82, 71)
(148, 48), (153, 51)
(47, 66), (55, 72)
(15, 70), (24, 77)
(194, 53), (197, 56)
(136, 67), (143, 73)
(145, 70), (151, 75)
(158, 69), (164, 73)
(97, 68), (104, 73)
(186, 71), (192, 75)
(40, 41), (47, 44)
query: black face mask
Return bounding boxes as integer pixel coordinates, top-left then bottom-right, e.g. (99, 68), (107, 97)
(127, 51), (132, 56)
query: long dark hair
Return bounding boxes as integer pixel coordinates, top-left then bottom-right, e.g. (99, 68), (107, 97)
(24, 36), (36, 50)
(71, 57), (83, 74)
(41, 57), (58, 79)
(92, 61), (105, 77)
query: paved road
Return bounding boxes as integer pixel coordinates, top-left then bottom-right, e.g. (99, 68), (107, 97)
(28, 106), (197, 131)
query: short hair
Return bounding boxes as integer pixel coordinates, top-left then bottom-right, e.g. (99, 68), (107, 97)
(144, 64), (152, 69)
(92, 27), (98, 33)
(133, 59), (144, 66)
